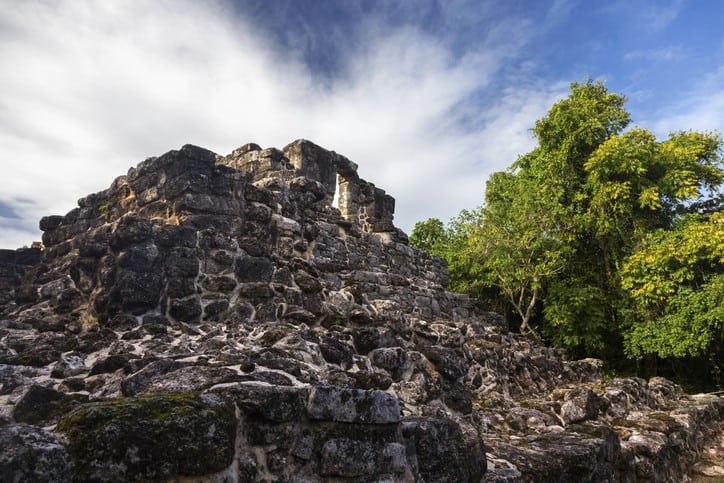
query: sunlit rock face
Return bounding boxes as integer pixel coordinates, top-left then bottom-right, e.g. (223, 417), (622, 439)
(0, 140), (722, 482)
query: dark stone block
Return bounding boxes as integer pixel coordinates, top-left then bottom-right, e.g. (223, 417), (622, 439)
(371, 347), (408, 381)
(14, 285), (39, 304)
(117, 243), (161, 272)
(52, 288), (83, 314)
(121, 358), (183, 396)
(39, 215), (64, 231)
(293, 270), (322, 293)
(1, 347), (61, 367)
(199, 275), (237, 293)
(320, 336), (353, 369)
(203, 300), (229, 320)
(89, 354), (131, 376)
(168, 298), (202, 323)
(59, 377), (87, 392)
(110, 214), (153, 250)
(0, 424), (71, 482)
(56, 393), (236, 481)
(154, 225), (197, 248)
(402, 417), (486, 483)
(179, 144), (218, 163)
(235, 256), (273, 283)
(420, 345), (468, 381)
(166, 277), (196, 298)
(164, 248), (199, 278)
(307, 386), (400, 424)
(348, 371), (393, 391)
(212, 383), (307, 422)
(353, 328), (382, 355)
(142, 314), (169, 326)
(108, 270), (163, 315)
(76, 329), (118, 354)
(442, 381), (473, 415)
(237, 283), (274, 301)
(12, 385), (87, 426)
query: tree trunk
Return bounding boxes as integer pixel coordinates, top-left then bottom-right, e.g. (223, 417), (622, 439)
(518, 289), (540, 340)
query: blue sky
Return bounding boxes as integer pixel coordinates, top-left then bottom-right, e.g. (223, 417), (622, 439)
(1, 0), (723, 248)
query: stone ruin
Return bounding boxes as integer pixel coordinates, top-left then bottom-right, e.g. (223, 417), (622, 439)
(227, 140), (396, 234)
(0, 139), (722, 482)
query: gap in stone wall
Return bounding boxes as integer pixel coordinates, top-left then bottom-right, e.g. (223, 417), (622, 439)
(332, 173), (340, 210)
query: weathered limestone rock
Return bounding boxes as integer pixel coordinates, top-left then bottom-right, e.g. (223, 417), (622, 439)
(403, 416), (486, 482)
(0, 139), (721, 482)
(12, 384), (87, 426)
(56, 393), (236, 481)
(307, 386), (401, 424)
(0, 247), (42, 305)
(0, 423), (71, 483)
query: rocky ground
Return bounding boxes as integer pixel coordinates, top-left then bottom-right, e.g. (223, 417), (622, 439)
(1, 140), (722, 482)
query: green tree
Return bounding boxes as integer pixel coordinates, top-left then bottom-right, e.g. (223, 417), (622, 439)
(499, 81), (636, 352)
(409, 211), (489, 298)
(409, 218), (447, 255)
(543, 126), (723, 354)
(471, 170), (571, 337)
(430, 80), (724, 368)
(444, 208), (488, 297)
(621, 212), (724, 385)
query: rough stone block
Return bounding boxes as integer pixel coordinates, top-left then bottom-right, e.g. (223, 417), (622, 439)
(12, 385), (87, 426)
(235, 256), (273, 282)
(402, 417), (485, 483)
(56, 393), (236, 481)
(0, 424), (71, 483)
(306, 386), (400, 424)
(168, 297), (202, 323)
(371, 347), (408, 381)
(320, 438), (405, 477)
(211, 383), (308, 422)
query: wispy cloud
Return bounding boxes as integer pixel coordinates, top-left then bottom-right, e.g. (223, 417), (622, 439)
(600, 0), (682, 33)
(624, 46), (686, 62)
(0, 198), (40, 249)
(644, 65), (724, 139)
(0, 0), (566, 248)
(639, 0), (683, 32)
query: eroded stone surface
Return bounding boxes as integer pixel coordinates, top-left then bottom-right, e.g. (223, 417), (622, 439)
(0, 423), (71, 483)
(56, 393), (236, 481)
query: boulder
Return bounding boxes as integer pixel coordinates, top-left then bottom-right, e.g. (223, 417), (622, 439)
(0, 424), (71, 483)
(56, 393), (236, 481)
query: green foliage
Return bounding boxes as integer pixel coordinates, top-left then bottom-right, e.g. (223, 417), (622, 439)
(98, 203), (111, 221)
(621, 213), (724, 361)
(472, 167), (571, 337)
(513, 81), (721, 356)
(416, 79), (724, 386)
(443, 208), (488, 297)
(409, 211), (487, 297)
(543, 282), (608, 352)
(409, 218), (447, 255)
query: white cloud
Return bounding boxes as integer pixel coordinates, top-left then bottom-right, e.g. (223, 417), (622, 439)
(599, 0), (682, 34)
(624, 46), (686, 62)
(646, 66), (724, 138)
(639, 0), (683, 32)
(0, 0), (561, 248)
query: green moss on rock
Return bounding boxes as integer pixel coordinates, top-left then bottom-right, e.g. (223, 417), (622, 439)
(56, 392), (236, 481)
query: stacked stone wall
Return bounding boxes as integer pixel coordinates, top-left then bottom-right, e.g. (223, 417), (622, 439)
(1, 140), (722, 482)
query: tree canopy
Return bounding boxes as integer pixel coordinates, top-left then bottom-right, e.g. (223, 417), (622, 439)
(410, 80), (724, 388)
(621, 212), (723, 360)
